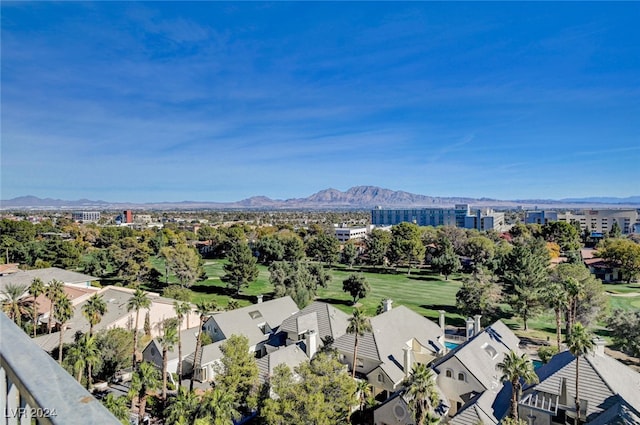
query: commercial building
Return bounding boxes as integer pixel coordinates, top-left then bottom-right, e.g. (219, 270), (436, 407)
(334, 226), (369, 242)
(371, 205), (505, 231)
(526, 209), (640, 235)
(71, 211), (101, 222)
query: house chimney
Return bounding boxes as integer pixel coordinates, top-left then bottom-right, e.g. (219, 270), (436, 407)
(383, 299), (393, 312)
(306, 330), (318, 359)
(466, 317), (475, 340)
(257, 294), (263, 304)
(474, 315), (482, 335)
(593, 337), (606, 357)
(439, 310), (446, 330)
(403, 345), (412, 378)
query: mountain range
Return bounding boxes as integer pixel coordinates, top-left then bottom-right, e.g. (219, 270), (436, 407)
(1, 186), (639, 210)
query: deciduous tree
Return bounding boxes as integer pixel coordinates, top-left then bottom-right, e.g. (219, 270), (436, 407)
(342, 273), (370, 305)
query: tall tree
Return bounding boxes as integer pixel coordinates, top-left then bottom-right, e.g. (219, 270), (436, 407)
(545, 282), (569, 349)
(306, 232), (340, 267)
(366, 228), (392, 268)
(567, 323), (595, 424)
(173, 301), (192, 386)
(1, 282), (29, 327)
(404, 363), (439, 425)
(465, 235), (496, 272)
(45, 279), (65, 333)
(158, 319), (178, 404)
(129, 361), (160, 421)
(431, 236), (461, 280)
(456, 268), (501, 319)
(596, 238), (640, 283)
(497, 351), (539, 423)
(542, 221), (581, 252)
(29, 277), (45, 337)
(82, 293), (107, 336)
(215, 334), (259, 413)
(342, 273), (370, 305)
(270, 261), (330, 308)
(221, 242), (259, 296)
(347, 308), (372, 378)
(190, 301), (216, 391)
(65, 333), (100, 387)
(54, 294), (74, 364)
(127, 288), (151, 370)
(389, 222), (425, 274)
(501, 238), (550, 330)
(341, 241), (359, 269)
(161, 243), (204, 288)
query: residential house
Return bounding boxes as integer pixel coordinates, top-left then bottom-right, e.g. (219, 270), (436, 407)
(256, 344), (309, 384)
(33, 286), (199, 352)
(279, 300), (350, 356)
(432, 320), (521, 420)
(0, 267), (100, 296)
(518, 340), (640, 425)
(202, 295), (299, 356)
(142, 326), (200, 379)
(332, 301), (444, 398)
(186, 296), (299, 383)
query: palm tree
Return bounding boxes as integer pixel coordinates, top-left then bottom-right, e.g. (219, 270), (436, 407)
(29, 277), (45, 337)
(173, 301), (192, 386)
(66, 333), (100, 386)
(347, 307), (372, 379)
(546, 282), (569, 349)
(82, 293), (107, 336)
(127, 288), (151, 370)
(45, 279), (65, 334)
(158, 319), (178, 404)
(356, 380), (372, 414)
(164, 386), (200, 425)
(129, 361), (160, 421)
(199, 387), (239, 425)
(567, 323), (595, 424)
(54, 294), (74, 364)
(102, 393), (130, 424)
(403, 363), (439, 425)
(190, 301), (215, 391)
(497, 351), (539, 423)
(1, 282), (29, 327)
(565, 277), (584, 333)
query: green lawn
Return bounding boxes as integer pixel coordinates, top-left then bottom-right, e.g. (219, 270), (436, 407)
(148, 258), (639, 342)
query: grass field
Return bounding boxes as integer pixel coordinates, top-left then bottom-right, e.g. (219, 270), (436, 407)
(148, 257), (640, 341)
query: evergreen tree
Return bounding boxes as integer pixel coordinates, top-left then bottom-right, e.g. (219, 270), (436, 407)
(215, 334), (259, 413)
(221, 243), (259, 296)
(431, 236), (461, 280)
(366, 228), (391, 268)
(497, 351), (539, 422)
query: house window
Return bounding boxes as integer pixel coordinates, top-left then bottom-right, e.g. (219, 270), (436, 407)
(445, 369), (453, 378)
(377, 373), (384, 383)
(458, 372), (466, 382)
(201, 367), (208, 381)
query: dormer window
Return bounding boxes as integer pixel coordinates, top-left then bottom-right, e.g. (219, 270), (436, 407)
(248, 310), (263, 320)
(458, 372), (466, 382)
(481, 342), (498, 359)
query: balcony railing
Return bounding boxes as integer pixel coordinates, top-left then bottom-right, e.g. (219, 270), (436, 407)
(0, 313), (121, 425)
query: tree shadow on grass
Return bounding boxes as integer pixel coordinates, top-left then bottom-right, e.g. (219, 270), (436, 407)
(407, 275), (447, 282)
(316, 297), (353, 307)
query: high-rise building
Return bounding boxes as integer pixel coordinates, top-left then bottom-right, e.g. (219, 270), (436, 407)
(371, 205), (505, 231)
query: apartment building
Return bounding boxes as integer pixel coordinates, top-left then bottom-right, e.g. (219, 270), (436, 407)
(371, 205), (505, 231)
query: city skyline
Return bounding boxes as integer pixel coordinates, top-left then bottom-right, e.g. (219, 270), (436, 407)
(2, 2), (639, 203)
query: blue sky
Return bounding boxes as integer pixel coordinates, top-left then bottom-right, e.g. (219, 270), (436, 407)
(2, 2), (639, 203)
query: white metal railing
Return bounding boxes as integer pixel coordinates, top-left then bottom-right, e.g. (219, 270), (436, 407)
(0, 312), (121, 424)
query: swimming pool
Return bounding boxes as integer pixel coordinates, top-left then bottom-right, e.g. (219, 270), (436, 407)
(445, 341), (460, 350)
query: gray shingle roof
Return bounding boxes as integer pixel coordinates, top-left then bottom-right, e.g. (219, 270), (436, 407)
(434, 320), (522, 391)
(280, 301), (350, 341)
(146, 326), (200, 363)
(205, 296), (299, 347)
(256, 344), (308, 384)
(184, 340), (224, 366)
(531, 350), (640, 421)
(333, 305), (443, 385)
